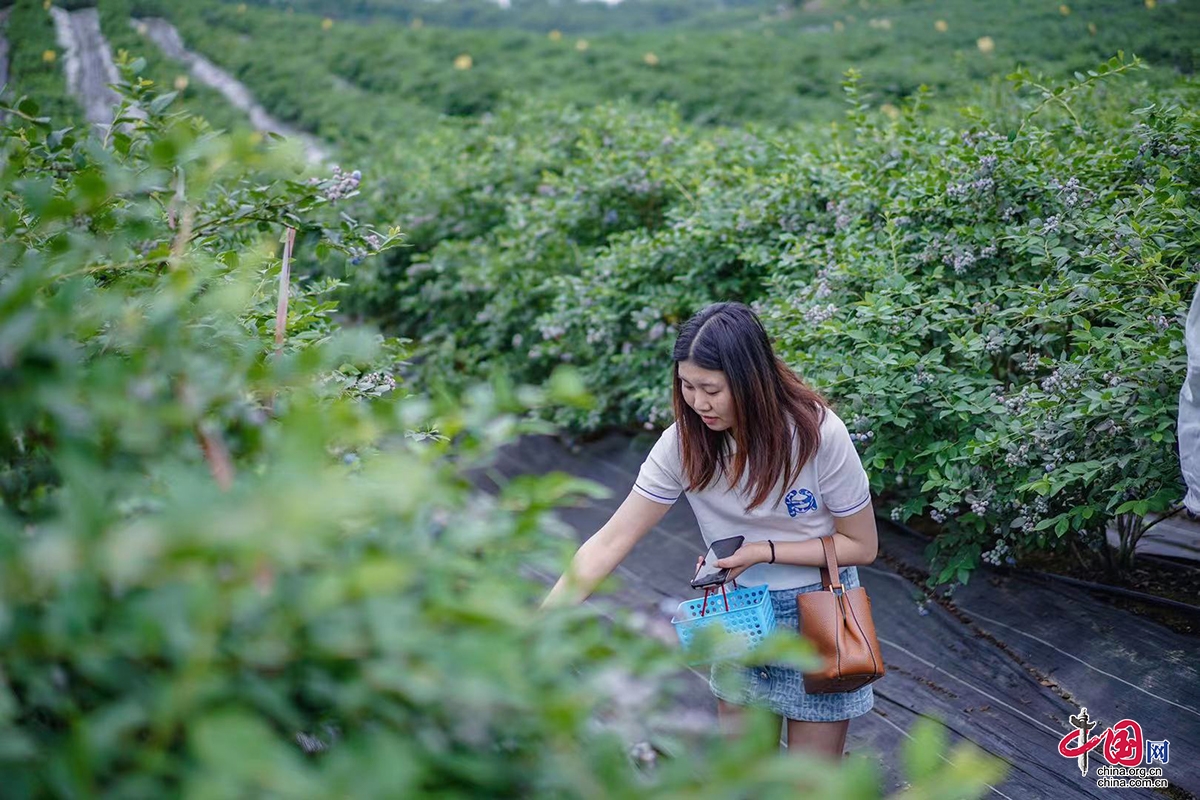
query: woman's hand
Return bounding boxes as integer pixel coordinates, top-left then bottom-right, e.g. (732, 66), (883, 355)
(700, 542), (768, 585)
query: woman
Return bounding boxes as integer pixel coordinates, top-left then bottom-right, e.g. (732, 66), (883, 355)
(542, 301), (879, 760)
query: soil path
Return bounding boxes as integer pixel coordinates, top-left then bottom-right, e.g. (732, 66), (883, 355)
(49, 7), (123, 128)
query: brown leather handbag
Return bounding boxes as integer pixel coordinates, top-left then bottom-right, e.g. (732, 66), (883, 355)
(795, 536), (886, 693)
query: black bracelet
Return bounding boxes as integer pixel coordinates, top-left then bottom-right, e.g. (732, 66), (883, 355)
(767, 539), (776, 564)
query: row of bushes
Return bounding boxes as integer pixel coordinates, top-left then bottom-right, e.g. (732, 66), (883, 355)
(233, 0), (772, 35)
(123, 0), (442, 147)
(142, 0), (1199, 128)
(1, 0), (83, 126)
(343, 61), (1198, 586)
(761, 68), (1199, 583)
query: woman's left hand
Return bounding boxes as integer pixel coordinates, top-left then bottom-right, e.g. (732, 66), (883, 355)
(715, 542), (769, 583)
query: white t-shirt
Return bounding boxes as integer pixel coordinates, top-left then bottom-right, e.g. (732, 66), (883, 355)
(632, 407), (871, 590)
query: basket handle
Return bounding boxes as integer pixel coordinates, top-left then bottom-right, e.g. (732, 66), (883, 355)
(700, 582), (731, 617)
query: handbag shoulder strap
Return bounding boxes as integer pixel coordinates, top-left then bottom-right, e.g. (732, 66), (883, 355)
(819, 536), (842, 591)
(804, 418), (843, 592)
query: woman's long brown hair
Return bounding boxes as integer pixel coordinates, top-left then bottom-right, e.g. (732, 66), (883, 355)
(671, 302), (827, 513)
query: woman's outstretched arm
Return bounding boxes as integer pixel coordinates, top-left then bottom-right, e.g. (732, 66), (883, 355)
(541, 490), (673, 609)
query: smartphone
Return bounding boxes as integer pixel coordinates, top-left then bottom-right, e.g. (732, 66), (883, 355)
(690, 535), (746, 589)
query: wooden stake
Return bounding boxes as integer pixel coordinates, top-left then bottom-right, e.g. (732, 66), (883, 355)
(274, 227), (296, 356)
(168, 168), (192, 267)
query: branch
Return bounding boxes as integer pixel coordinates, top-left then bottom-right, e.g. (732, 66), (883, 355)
(1137, 505), (1186, 538)
(175, 378), (235, 492)
(194, 421), (236, 492)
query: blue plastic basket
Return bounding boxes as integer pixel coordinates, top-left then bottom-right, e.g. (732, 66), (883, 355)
(670, 583), (776, 661)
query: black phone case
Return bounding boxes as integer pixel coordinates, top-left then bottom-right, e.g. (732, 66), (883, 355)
(690, 535), (746, 589)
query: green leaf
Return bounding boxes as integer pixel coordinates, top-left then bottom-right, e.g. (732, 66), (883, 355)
(149, 91), (179, 115)
(904, 717), (948, 783)
(546, 366), (595, 409)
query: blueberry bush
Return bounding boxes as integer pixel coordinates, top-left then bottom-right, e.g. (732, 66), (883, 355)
(760, 63), (1199, 585)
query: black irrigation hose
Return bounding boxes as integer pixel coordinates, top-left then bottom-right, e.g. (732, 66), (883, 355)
(1019, 569), (1200, 617)
(1141, 551), (1200, 574)
(878, 511), (1200, 618)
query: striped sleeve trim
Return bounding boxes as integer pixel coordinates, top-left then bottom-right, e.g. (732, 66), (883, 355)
(633, 482), (680, 505)
(827, 494), (871, 517)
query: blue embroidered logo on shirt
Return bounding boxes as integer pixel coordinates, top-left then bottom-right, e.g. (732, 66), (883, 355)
(785, 488), (818, 516)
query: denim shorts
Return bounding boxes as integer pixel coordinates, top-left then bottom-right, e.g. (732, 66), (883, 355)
(708, 566), (876, 722)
